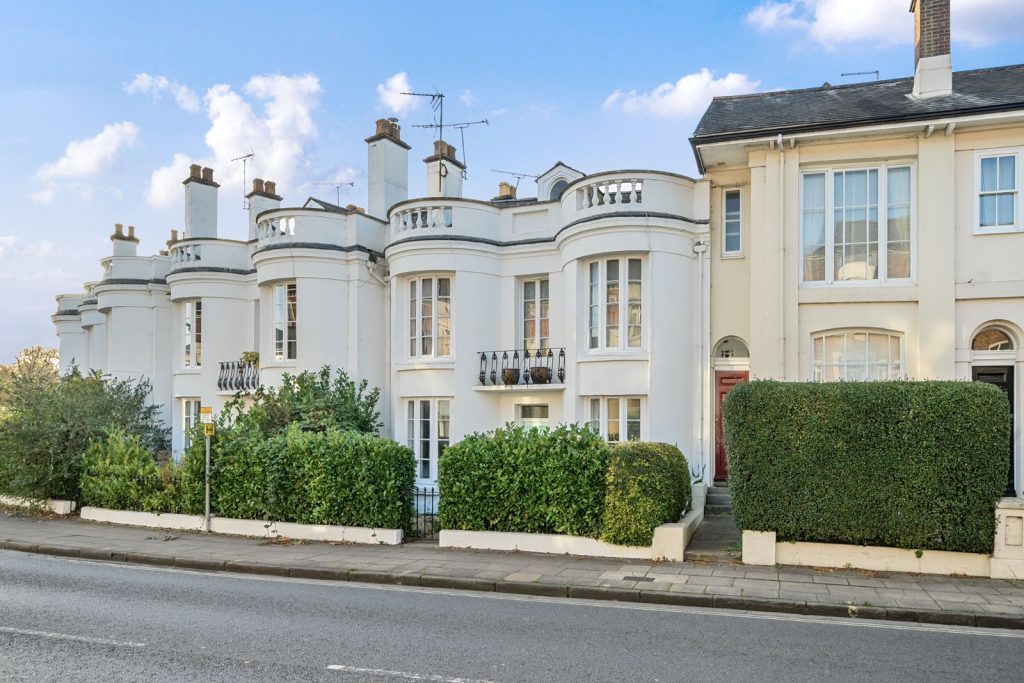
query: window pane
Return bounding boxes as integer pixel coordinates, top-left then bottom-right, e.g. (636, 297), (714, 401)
(589, 398), (601, 434)
(725, 190), (740, 217)
(998, 155), (1015, 191)
(286, 284), (297, 359)
(981, 157), (997, 192)
(628, 258), (641, 281)
(997, 193), (1015, 226)
(725, 229), (741, 253)
(523, 280), (535, 301)
(627, 259), (641, 348)
(887, 167), (912, 279)
(540, 279), (549, 299)
(802, 174), (826, 281)
(437, 277), (450, 297)
(606, 398), (620, 442)
(980, 194), (997, 227)
(588, 263), (599, 349)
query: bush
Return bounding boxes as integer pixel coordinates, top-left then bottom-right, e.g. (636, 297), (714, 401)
(602, 442), (691, 546)
(80, 430), (162, 511)
(439, 424), (609, 538)
(723, 381), (1011, 554)
(0, 368), (166, 502)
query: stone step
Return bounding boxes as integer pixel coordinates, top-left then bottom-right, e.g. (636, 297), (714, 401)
(707, 492), (732, 505)
(705, 504), (734, 516)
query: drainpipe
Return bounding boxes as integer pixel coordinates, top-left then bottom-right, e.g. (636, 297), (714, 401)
(693, 238), (709, 483)
(366, 259), (392, 435)
(777, 133), (786, 378)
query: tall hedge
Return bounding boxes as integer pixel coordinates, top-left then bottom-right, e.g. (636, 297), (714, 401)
(723, 381), (1010, 554)
(603, 442), (691, 546)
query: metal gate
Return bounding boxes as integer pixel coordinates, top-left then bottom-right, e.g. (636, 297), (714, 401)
(409, 486), (440, 540)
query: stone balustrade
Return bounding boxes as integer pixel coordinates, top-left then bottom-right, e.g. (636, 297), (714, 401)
(575, 178), (644, 210)
(392, 205), (453, 232)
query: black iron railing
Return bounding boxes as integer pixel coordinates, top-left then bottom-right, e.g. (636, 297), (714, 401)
(478, 348), (566, 387)
(410, 486), (440, 540)
(218, 361), (260, 392)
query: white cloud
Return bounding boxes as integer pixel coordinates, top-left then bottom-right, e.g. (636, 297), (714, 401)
(459, 89), (476, 107)
(376, 72), (418, 115)
(147, 74), (323, 209)
(124, 73), (200, 112)
(30, 184), (57, 205)
(746, 0), (1024, 49)
(603, 69), (760, 118)
(34, 121), (138, 182)
(0, 236), (55, 260)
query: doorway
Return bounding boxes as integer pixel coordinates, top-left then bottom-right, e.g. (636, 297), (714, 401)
(714, 371), (749, 482)
(972, 365), (1016, 495)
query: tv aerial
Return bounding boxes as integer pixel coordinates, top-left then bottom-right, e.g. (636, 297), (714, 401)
(231, 151), (255, 210)
(403, 88), (489, 187)
(491, 169), (539, 192)
(315, 181), (355, 205)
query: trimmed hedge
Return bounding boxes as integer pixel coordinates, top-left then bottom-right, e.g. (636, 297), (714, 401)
(603, 442), (692, 546)
(439, 424), (691, 545)
(723, 381), (1011, 554)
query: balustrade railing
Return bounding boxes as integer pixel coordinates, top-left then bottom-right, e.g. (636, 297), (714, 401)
(575, 178), (643, 211)
(478, 348), (566, 387)
(257, 217), (297, 242)
(169, 243), (202, 264)
(218, 361), (260, 392)
(393, 205), (453, 232)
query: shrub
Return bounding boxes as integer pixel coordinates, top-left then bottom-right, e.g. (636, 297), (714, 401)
(0, 368), (166, 502)
(80, 430), (162, 511)
(439, 424), (609, 538)
(723, 381), (1011, 554)
(602, 442), (691, 546)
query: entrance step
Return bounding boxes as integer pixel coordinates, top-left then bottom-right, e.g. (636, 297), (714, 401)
(684, 515), (741, 562)
(705, 504), (734, 516)
(707, 492), (732, 505)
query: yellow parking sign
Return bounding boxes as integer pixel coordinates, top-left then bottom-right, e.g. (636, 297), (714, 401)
(204, 423), (215, 437)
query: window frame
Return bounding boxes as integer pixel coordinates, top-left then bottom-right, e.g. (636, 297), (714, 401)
(586, 256), (644, 352)
(520, 277), (550, 352)
(974, 149), (1022, 234)
(409, 275), (453, 359)
(273, 282), (297, 362)
(406, 397), (451, 484)
(183, 300), (202, 368)
(722, 189), (743, 257)
(182, 398), (201, 451)
(810, 329), (904, 382)
(586, 396), (643, 442)
(799, 163), (916, 287)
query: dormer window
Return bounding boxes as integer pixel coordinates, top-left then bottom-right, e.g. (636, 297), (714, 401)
(549, 179), (569, 200)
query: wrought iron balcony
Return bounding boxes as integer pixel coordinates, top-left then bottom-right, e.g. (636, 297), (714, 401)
(218, 361), (260, 393)
(478, 348), (566, 387)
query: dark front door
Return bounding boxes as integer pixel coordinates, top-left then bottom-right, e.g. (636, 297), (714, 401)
(715, 371), (749, 482)
(973, 365), (1016, 495)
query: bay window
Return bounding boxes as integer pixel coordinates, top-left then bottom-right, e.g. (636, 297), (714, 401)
(183, 300), (202, 368)
(273, 283), (297, 361)
(587, 396), (642, 442)
(587, 257), (642, 350)
(407, 398), (451, 482)
(801, 165), (912, 285)
(811, 330), (902, 381)
(409, 276), (452, 358)
(976, 151), (1020, 232)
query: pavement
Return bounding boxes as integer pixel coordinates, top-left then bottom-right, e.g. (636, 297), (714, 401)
(3, 549), (1024, 682)
(1, 509), (1023, 630)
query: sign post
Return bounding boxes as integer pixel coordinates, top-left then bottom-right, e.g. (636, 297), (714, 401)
(200, 407), (214, 532)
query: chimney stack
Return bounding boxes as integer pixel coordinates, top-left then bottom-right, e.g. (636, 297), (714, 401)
(424, 139), (465, 199)
(494, 181), (517, 201)
(911, 0), (952, 99)
(246, 177), (283, 240)
(110, 222), (139, 257)
(183, 164), (219, 238)
(366, 117), (410, 219)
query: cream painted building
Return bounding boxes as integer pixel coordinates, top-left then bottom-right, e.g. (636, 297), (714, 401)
(692, 0), (1023, 494)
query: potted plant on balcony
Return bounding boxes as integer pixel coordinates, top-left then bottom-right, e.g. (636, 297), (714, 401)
(240, 351), (259, 368)
(502, 368), (520, 385)
(529, 366), (551, 384)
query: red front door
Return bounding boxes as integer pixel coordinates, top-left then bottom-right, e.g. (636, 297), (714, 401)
(715, 371), (749, 482)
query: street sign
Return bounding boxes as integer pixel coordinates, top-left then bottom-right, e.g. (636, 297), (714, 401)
(204, 423), (215, 437)
(200, 406), (213, 424)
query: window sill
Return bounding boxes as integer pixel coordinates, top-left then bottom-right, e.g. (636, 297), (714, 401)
(974, 226), (1022, 235)
(721, 251), (744, 260)
(173, 368), (202, 375)
(395, 359), (455, 371)
(578, 351), (649, 363)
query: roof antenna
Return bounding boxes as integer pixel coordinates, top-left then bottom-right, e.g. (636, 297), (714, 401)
(402, 89), (446, 191)
(491, 169), (539, 192)
(841, 70), (880, 81)
(413, 119), (489, 179)
(315, 181), (355, 206)
(231, 151), (255, 210)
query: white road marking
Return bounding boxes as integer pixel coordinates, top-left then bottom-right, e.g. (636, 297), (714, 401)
(0, 625), (146, 648)
(326, 664), (499, 682)
(28, 552), (1024, 639)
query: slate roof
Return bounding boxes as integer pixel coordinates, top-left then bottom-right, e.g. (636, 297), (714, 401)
(691, 64), (1024, 145)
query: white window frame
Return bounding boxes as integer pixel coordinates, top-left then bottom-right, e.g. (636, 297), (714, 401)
(520, 277), (550, 352)
(586, 396), (643, 442)
(586, 256), (644, 352)
(722, 189), (743, 257)
(407, 398), (451, 484)
(799, 163), (916, 287)
(183, 300), (202, 368)
(273, 282), (297, 361)
(182, 398), (201, 450)
(974, 149), (1022, 234)
(517, 404), (550, 430)
(409, 275), (452, 359)
(810, 330), (904, 382)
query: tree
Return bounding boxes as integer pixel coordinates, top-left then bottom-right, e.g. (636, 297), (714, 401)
(0, 346), (58, 408)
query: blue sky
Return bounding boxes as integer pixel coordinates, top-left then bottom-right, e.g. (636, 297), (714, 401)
(2, 0), (1023, 361)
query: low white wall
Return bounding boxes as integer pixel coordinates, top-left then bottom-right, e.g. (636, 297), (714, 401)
(80, 507), (402, 545)
(742, 530), (992, 577)
(0, 496), (76, 515)
(993, 497), (1024, 579)
(441, 514), (702, 561)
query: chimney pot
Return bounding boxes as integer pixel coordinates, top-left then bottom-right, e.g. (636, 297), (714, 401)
(374, 117), (402, 142)
(170, 229), (179, 242)
(127, 225), (136, 239)
(253, 178), (265, 194)
(114, 223), (124, 236)
(189, 164), (202, 179)
(264, 181), (276, 195)
(496, 181), (517, 200)
(201, 167), (214, 182)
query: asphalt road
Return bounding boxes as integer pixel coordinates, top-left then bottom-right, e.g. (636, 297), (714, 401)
(0, 550), (1021, 682)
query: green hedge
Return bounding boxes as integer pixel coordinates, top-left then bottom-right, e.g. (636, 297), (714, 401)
(439, 424), (691, 545)
(723, 381), (1011, 554)
(603, 442), (692, 546)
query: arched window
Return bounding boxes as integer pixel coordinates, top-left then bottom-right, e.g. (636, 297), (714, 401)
(811, 330), (902, 381)
(549, 179), (569, 201)
(972, 328), (1015, 352)
(713, 336), (749, 359)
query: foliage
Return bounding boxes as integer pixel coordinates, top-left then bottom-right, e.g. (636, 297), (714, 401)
(723, 381), (1011, 554)
(439, 424), (610, 538)
(602, 442), (691, 546)
(0, 367), (166, 502)
(0, 346), (58, 406)
(80, 429), (162, 511)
